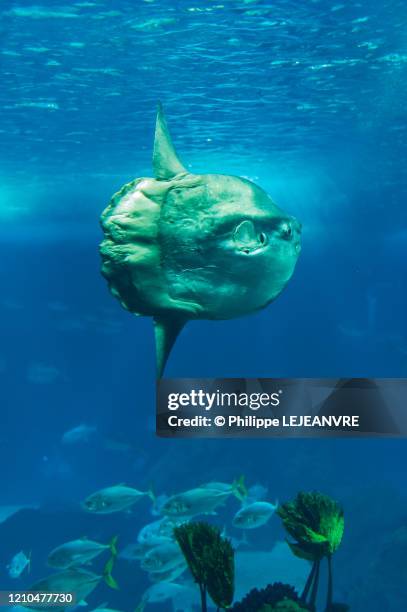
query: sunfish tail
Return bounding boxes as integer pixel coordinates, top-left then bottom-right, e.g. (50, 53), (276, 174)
(154, 316), (186, 378)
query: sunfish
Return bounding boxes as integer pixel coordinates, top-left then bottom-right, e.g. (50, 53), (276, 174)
(100, 105), (301, 376)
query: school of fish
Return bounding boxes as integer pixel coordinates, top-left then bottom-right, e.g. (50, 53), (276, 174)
(9, 476), (279, 611)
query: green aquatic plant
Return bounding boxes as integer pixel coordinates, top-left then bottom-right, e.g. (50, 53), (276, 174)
(277, 492), (344, 612)
(231, 582), (311, 611)
(173, 521), (234, 610)
(260, 601), (310, 611)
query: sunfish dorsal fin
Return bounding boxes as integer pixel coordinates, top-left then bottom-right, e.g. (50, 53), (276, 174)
(154, 317), (186, 377)
(153, 103), (187, 180)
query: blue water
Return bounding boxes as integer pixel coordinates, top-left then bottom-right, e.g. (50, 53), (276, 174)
(1, 0), (406, 610)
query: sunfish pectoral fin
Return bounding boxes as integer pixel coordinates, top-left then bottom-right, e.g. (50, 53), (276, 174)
(154, 316), (186, 378)
(153, 102), (188, 180)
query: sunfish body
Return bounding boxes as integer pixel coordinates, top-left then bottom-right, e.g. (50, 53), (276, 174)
(100, 105), (301, 376)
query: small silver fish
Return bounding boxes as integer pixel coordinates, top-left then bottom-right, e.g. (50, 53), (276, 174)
(137, 518), (179, 546)
(119, 535), (173, 563)
(119, 542), (152, 562)
(62, 424), (97, 445)
(221, 528), (249, 550)
(140, 542), (183, 573)
(27, 568), (110, 609)
(47, 536), (117, 569)
(90, 605), (123, 612)
(7, 550), (31, 578)
(161, 487), (232, 518)
(148, 560), (187, 584)
(232, 500), (278, 529)
(198, 476), (247, 501)
(138, 581), (197, 609)
(83, 484), (154, 514)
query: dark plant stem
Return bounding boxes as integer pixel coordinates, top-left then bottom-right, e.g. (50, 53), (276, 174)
(199, 583), (207, 612)
(301, 560), (317, 602)
(326, 554), (333, 611)
(309, 558), (321, 611)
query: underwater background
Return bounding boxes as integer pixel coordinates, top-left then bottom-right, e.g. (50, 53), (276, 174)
(1, 0), (407, 609)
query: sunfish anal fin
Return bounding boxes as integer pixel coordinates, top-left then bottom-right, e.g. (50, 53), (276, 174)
(153, 102), (187, 180)
(154, 317), (186, 377)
